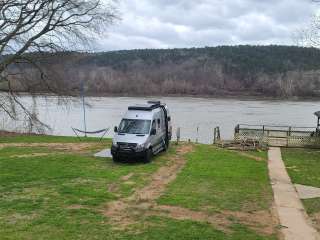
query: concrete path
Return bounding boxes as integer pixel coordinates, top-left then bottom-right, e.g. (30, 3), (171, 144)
(268, 147), (320, 240)
(295, 184), (320, 200)
(94, 148), (112, 158)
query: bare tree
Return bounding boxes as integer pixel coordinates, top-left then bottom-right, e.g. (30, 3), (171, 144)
(0, 0), (118, 132)
(295, 1), (320, 47)
(296, 16), (320, 47)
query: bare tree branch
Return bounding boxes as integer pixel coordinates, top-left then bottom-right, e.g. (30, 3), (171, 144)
(0, 0), (118, 133)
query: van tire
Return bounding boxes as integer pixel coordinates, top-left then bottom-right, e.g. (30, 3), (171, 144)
(143, 148), (153, 163)
(162, 141), (168, 152)
(112, 156), (119, 163)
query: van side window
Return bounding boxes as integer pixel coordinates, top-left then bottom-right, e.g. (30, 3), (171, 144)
(152, 120), (156, 130)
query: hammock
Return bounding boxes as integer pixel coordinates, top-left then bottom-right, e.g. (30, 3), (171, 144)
(71, 127), (110, 141)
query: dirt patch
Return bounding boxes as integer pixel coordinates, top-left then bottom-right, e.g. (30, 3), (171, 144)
(176, 144), (194, 155)
(148, 205), (276, 235)
(7, 213), (38, 225)
(10, 153), (52, 158)
(130, 144), (194, 203)
(103, 201), (135, 229)
(121, 173), (134, 181)
(104, 200), (128, 216)
(124, 181), (135, 185)
(310, 212), (320, 232)
(223, 209), (277, 236)
(107, 183), (120, 192)
(270, 202), (285, 240)
(102, 143), (277, 237)
(0, 142), (101, 153)
(0, 131), (41, 137)
(103, 144), (194, 227)
(153, 205), (231, 232)
(236, 151), (265, 162)
(66, 204), (86, 210)
(130, 158), (186, 202)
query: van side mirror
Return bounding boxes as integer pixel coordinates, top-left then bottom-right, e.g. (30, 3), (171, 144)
(150, 128), (156, 135)
(167, 116), (171, 121)
(114, 126), (118, 132)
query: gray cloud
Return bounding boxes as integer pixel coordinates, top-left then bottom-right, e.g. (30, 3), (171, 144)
(96, 0), (319, 51)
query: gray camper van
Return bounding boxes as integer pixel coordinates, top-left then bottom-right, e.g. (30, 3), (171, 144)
(111, 101), (172, 163)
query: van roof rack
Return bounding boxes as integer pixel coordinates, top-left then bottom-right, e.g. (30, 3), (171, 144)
(128, 103), (159, 111)
(147, 100), (161, 105)
(128, 101), (163, 111)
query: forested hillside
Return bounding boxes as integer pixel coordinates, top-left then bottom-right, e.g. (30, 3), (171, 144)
(6, 45), (320, 98)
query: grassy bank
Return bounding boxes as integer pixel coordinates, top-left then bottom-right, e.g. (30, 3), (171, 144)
(0, 134), (108, 143)
(158, 145), (272, 212)
(282, 148), (320, 230)
(0, 136), (277, 239)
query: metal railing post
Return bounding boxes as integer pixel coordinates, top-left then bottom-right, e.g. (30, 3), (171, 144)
(176, 127), (181, 145)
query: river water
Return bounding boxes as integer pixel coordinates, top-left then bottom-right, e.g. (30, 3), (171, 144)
(3, 96), (320, 144)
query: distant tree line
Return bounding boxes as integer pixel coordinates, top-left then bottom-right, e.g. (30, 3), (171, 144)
(6, 45), (320, 98)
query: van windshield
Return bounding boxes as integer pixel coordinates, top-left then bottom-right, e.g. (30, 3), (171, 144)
(118, 119), (151, 134)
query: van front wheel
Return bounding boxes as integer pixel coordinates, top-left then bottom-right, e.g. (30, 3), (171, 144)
(112, 155), (119, 163)
(143, 148), (153, 163)
(163, 141), (169, 152)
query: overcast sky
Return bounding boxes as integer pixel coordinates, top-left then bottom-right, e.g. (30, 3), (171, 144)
(96, 0), (319, 51)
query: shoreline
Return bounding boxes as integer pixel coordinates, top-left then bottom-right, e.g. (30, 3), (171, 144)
(4, 91), (320, 102)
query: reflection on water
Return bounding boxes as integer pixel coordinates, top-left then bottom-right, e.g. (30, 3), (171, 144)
(1, 96), (320, 143)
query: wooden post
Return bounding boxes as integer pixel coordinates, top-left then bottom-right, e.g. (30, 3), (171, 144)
(214, 127), (221, 144)
(176, 127), (181, 145)
(195, 126), (199, 143)
(286, 127), (291, 147)
(81, 80), (87, 137)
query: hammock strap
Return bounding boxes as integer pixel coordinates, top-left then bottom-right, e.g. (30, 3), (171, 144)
(71, 127), (110, 141)
(72, 127), (108, 134)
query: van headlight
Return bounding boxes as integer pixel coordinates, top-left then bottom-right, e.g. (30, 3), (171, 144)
(135, 143), (145, 152)
(112, 139), (118, 147)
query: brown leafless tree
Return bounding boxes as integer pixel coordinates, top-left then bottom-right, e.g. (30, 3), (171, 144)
(0, 0), (118, 132)
(295, 1), (320, 47)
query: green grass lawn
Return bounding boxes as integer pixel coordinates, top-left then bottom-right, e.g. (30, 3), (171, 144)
(282, 148), (320, 216)
(0, 136), (277, 239)
(158, 145), (272, 213)
(246, 149), (268, 160)
(0, 136), (172, 239)
(0, 134), (109, 143)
